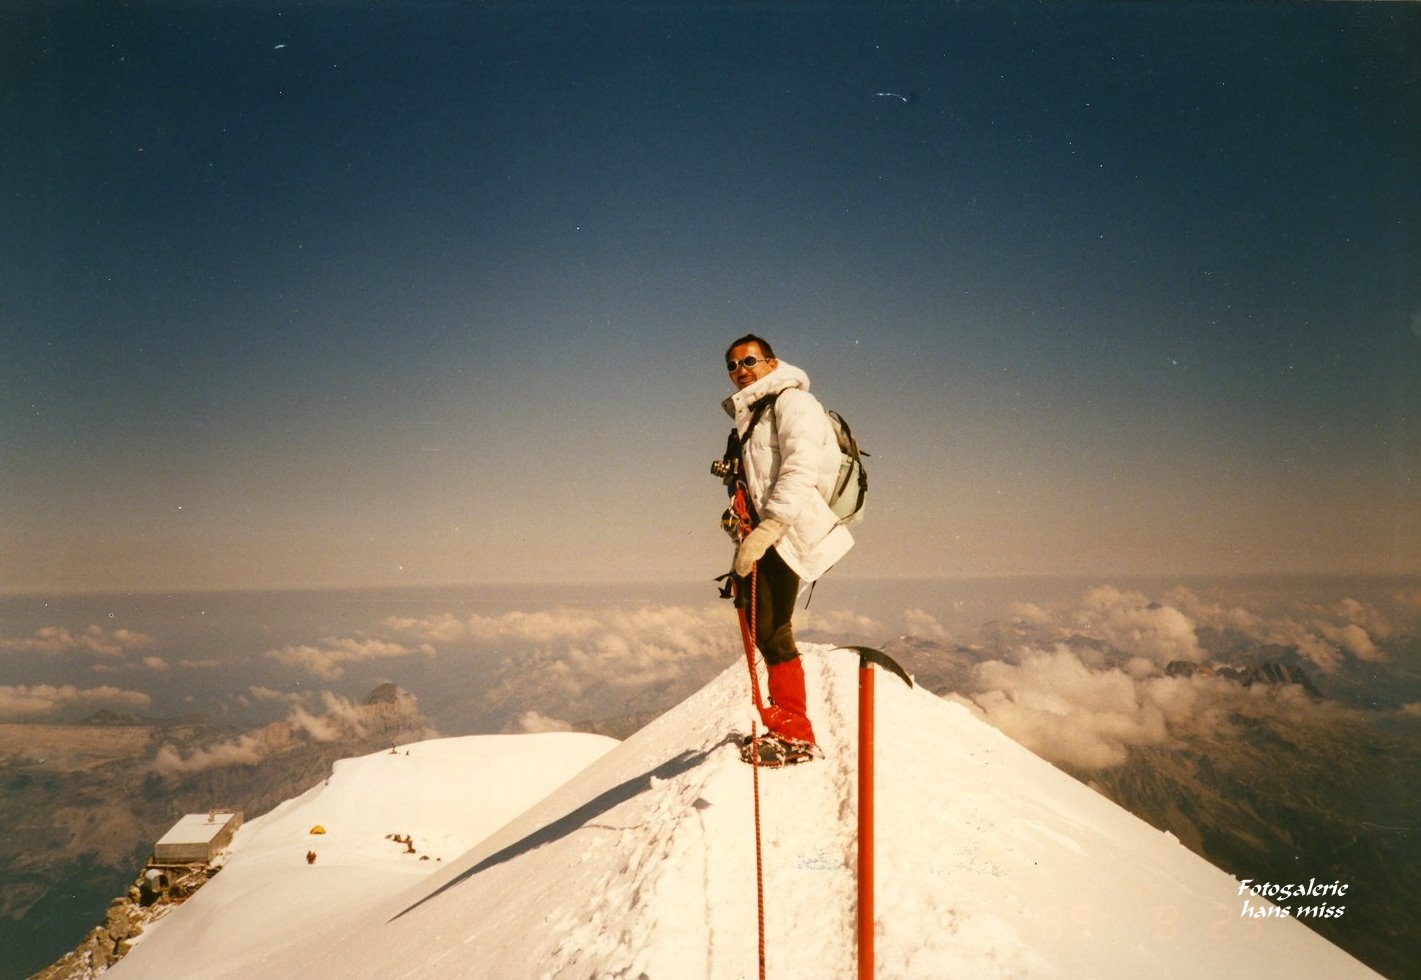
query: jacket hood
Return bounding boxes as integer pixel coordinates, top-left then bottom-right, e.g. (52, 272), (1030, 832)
(721, 361), (811, 419)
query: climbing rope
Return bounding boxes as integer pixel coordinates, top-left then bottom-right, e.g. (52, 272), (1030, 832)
(732, 486), (765, 712)
(731, 484), (768, 979)
(751, 719), (766, 980)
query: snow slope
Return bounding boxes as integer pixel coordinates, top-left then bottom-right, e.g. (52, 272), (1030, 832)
(108, 733), (617, 976)
(109, 646), (1378, 979)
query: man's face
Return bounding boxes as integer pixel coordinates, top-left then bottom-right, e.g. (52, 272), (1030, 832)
(727, 341), (777, 390)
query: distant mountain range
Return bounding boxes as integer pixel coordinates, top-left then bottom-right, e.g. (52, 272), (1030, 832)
(1163, 658), (1325, 699)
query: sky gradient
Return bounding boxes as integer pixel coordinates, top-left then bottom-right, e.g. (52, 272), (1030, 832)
(3, 1), (1419, 593)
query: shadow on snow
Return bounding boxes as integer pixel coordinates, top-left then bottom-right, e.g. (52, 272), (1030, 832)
(389, 744), (720, 922)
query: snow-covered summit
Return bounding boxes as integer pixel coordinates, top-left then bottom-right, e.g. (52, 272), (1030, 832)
(109, 646), (1377, 979)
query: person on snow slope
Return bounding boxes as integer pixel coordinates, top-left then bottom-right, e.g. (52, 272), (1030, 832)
(721, 334), (853, 760)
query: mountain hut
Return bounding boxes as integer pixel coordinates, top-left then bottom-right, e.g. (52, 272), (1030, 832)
(151, 809), (243, 866)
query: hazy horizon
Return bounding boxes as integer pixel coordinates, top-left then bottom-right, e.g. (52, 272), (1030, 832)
(4, 573), (1418, 733)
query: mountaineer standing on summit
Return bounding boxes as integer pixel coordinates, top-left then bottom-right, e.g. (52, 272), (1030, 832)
(717, 334), (854, 766)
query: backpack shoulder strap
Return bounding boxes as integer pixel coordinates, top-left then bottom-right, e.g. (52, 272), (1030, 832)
(737, 390), (783, 449)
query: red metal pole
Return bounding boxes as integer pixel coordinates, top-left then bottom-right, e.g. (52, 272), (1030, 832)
(849, 644), (911, 980)
(857, 657), (875, 980)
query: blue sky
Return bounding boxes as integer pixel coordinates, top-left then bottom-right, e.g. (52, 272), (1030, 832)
(2, 1), (1418, 593)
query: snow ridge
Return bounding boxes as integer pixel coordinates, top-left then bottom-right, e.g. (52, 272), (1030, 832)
(110, 646), (1379, 979)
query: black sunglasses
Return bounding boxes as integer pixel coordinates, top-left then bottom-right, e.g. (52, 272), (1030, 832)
(726, 355), (768, 372)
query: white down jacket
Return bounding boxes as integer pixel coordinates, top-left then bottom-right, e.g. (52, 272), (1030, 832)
(722, 361), (854, 582)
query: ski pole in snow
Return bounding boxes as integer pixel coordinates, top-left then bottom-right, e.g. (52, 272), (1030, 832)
(848, 646), (912, 980)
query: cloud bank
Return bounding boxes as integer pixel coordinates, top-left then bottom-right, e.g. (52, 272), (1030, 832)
(387, 603), (735, 690)
(380, 602), (748, 731)
(266, 636), (436, 680)
(517, 710), (574, 734)
(0, 625), (154, 657)
(150, 688), (434, 776)
(947, 585), (1402, 771)
(0, 683), (152, 720)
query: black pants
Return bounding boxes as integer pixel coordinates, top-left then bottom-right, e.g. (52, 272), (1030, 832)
(751, 547), (801, 666)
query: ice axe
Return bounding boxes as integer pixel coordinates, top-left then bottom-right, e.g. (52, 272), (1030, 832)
(845, 646), (912, 980)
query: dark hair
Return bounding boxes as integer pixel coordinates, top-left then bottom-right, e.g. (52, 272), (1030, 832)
(725, 334), (776, 362)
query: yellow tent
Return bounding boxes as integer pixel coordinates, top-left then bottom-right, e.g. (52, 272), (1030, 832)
(309, 825), (326, 835)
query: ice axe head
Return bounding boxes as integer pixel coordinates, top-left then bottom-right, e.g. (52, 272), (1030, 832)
(846, 646), (913, 688)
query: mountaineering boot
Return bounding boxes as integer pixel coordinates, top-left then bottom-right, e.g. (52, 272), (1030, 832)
(761, 658), (817, 745)
(739, 732), (818, 767)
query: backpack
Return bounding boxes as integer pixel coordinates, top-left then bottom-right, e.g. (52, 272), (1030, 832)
(736, 392), (868, 527)
(825, 409), (868, 527)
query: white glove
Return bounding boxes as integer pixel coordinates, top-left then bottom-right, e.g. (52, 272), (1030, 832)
(734, 518), (786, 577)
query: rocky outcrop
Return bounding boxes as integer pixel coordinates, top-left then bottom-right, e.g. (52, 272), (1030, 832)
(1164, 659), (1324, 700)
(361, 684), (427, 738)
(364, 682), (403, 705)
(29, 864), (219, 979)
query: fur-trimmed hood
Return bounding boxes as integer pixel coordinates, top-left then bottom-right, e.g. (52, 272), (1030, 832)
(722, 361), (813, 423)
